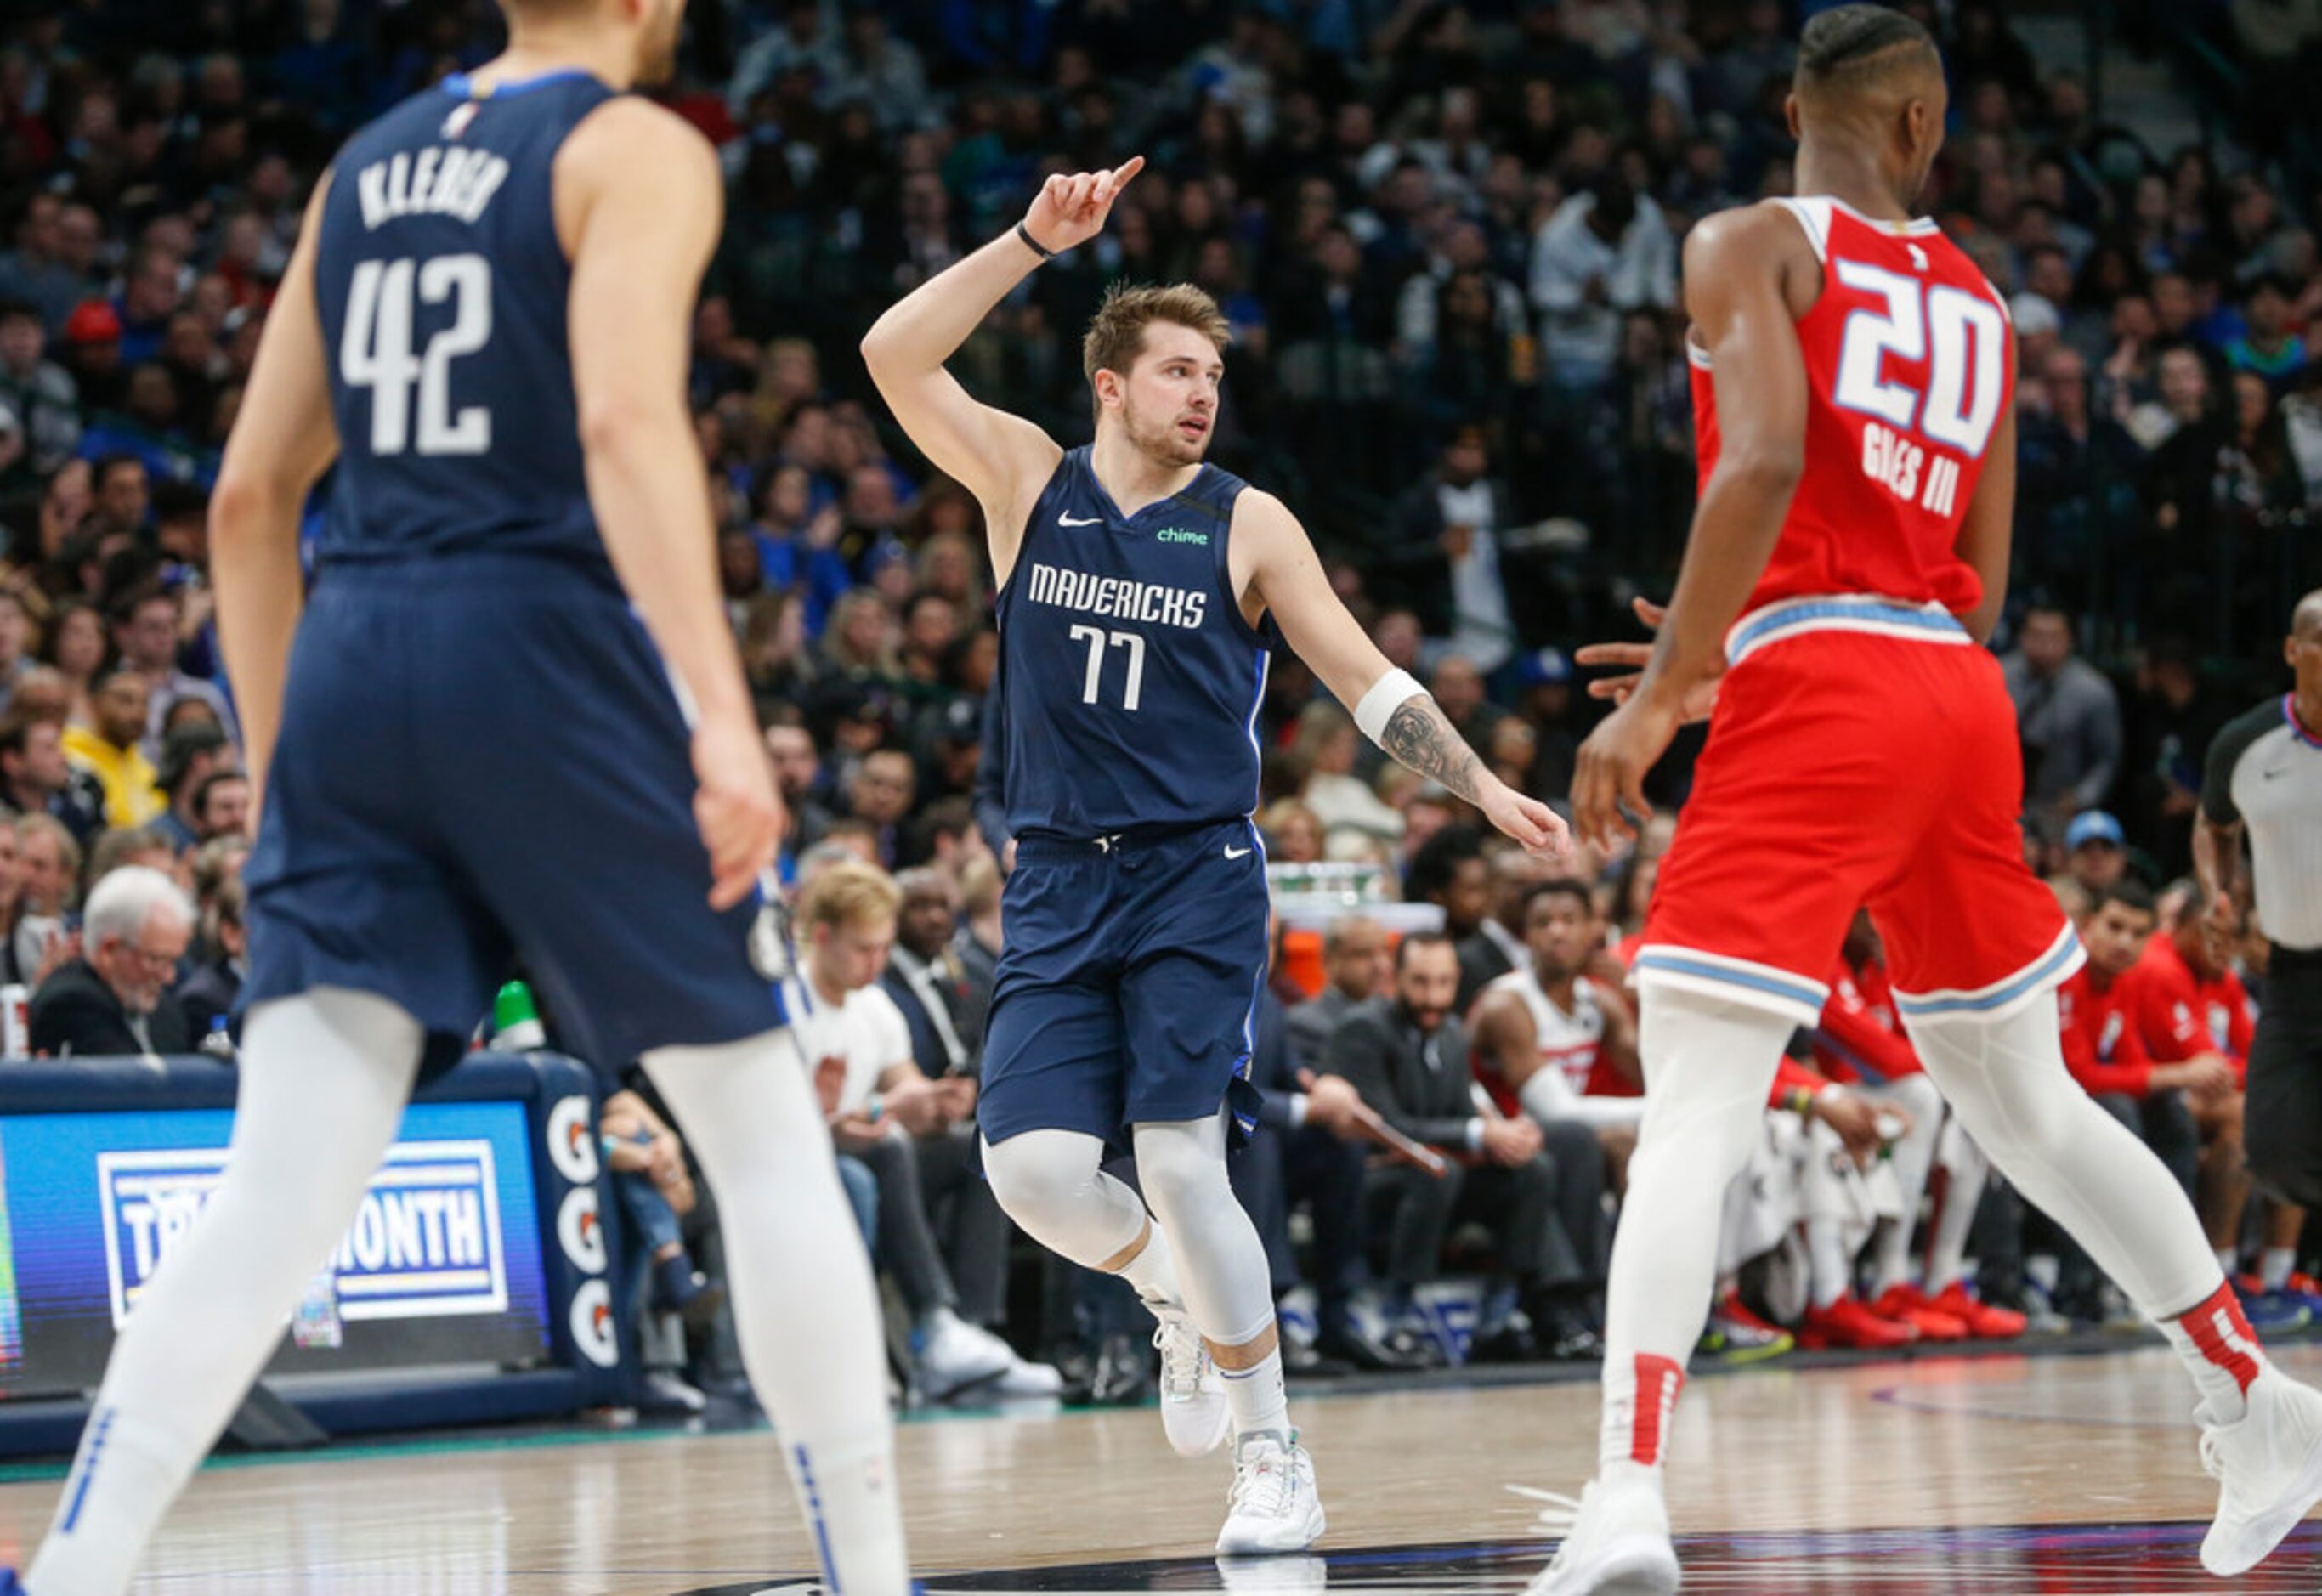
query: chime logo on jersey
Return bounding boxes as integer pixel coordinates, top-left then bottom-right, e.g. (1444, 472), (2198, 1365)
(99, 1140), (511, 1327)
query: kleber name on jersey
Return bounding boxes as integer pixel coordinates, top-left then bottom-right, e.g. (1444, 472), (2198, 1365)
(99, 1140), (510, 1327)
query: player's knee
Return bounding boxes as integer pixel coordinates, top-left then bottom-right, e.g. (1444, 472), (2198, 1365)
(981, 1132), (1100, 1228)
(1136, 1131), (1230, 1220)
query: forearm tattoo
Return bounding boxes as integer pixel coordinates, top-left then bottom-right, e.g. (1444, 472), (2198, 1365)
(1380, 693), (1486, 804)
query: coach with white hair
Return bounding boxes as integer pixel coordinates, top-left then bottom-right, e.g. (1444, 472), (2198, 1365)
(27, 865), (194, 1057)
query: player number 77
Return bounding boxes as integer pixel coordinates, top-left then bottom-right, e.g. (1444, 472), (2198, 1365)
(1068, 623), (1147, 712)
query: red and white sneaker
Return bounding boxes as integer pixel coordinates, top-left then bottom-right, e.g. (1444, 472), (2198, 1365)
(1872, 1283), (1969, 1342)
(1926, 1280), (2028, 1340)
(2200, 1368), (2322, 1576)
(1799, 1292), (1919, 1351)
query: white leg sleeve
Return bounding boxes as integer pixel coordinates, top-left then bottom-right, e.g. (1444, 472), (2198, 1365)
(1902, 994), (2220, 1318)
(1600, 990), (1794, 1471)
(645, 1030), (911, 1596)
(32, 989), (423, 1596)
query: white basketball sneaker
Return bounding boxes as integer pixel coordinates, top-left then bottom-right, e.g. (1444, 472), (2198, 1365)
(1154, 1311), (1230, 1456)
(1216, 1430), (1326, 1555)
(2199, 1368), (2322, 1575)
(1520, 1472), (1680, 1595)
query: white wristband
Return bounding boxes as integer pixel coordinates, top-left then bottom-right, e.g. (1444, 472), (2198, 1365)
(1354, 668), (1424, 744)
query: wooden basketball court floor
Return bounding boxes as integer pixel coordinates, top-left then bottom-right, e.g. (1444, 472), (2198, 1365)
(3, 1339), (2319, 1593)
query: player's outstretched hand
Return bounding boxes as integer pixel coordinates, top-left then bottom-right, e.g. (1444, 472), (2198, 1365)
(1576, 597), (1721, 723)
(1022, 156), (1146, 255)
(692, 713), (784, 909)
(1481, 783), (1574, 863)
(1571, 693), (1679, 851)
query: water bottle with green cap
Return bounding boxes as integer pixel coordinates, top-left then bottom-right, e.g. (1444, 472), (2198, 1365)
(490, 979), (547, 1052)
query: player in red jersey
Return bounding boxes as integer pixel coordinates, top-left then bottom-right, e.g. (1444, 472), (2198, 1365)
(1533, 9), (2322, 1591)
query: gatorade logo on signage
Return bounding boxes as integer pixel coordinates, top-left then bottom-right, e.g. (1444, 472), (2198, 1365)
(569, 1278), (618, 1367)
(545, 1095), (600, 1185)
(99, 1141), (510, 1327)
(557, 1186), (607, 1275)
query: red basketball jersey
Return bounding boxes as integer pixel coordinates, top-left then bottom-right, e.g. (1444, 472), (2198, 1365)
(1689, 196), (2016, 622)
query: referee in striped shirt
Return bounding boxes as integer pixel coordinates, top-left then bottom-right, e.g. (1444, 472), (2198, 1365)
(2198, 590), (2322, 1208)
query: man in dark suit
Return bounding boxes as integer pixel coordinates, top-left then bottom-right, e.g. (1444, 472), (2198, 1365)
(880, 868), (978, 1081)
(1286, 914), (1394, 1074)
(1328, 932), (1606, 1362)
(30, 863), (193, 1056)
(1233, 935), (1419, 1373)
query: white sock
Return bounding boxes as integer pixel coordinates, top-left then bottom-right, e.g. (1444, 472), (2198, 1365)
(2263, 1248), (2297, 1291)
(646, 1030), (911, 1596)
(1119, 1219), (1187, 1316)
(1923, 1122), (1989, 1294)
(1222, 1347), (1290, 1443)
(32, 989), (423, 1596)
(1903, 995), (2245, 1416)
(1599, 989), (1793, 1470)
(2217, 1248), (2239, 1277)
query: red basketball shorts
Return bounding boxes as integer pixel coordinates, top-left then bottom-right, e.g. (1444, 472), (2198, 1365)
(1634, 597), (2083, 1030)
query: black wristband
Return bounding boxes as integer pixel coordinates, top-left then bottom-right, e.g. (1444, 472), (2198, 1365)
(1015, 220), (1056, 262)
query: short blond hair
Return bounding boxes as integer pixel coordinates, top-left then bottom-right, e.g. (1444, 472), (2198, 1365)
(796, 858), (902, 933)
(1082, 281), (1230, 391)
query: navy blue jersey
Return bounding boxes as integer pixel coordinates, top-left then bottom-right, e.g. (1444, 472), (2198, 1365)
(994, 449), (1273, 839)
(312, 70), (617, 571)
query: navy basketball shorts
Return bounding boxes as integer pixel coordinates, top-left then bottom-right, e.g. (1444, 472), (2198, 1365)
(978, 818), (1269, 1151)
(242, 554), (784, 1076)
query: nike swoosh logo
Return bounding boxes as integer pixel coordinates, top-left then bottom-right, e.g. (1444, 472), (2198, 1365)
(1058, 512), (1103, 527)
(1224, 845), (1252, 859)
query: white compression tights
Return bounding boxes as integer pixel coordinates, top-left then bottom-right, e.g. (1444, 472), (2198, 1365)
(984, 1118), (1286, 1435)
(1598, 990), (1794, 1471)
(642, 1030), (909, 1596)
(982, 1121), (1279, 1344)
(31, 998), (912, 1596)
(1900, 994), (2220, 1319)
(32, 989), (426, 1596)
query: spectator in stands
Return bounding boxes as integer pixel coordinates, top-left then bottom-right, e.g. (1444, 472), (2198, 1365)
(1329, 931), (1606, 1363)
(0, 297), (78, 486)
(846, 746), (916, 868)
(151, 722), (234, 853)
(601, 1085), (725, 1333)
(1529, 173), (1677, 396)
(0, 708), (103, 846)
(2064, 809), (2132, 897)
(1385, 427), (1521, 671)
(1406, 824), (1505, 1011)
(1288, 914), (1394, 1074)
(11, 812), (78, 987)
(174, 874), (241, 1043)
(880, 867), (978, 1078)
(63, 668), (162, 829)
(2003, 605), (2122, 839)
(88, 824), (178, 889)
(950, 854), (1002, 1047)
(110, 585), (233, 755)
(189, 771), (249, 845)
(28, 863), (190, 1056)
(39, 598), (107, 729)
(1293, 702), (1402, 845)
(793, 861), (1056, 1399)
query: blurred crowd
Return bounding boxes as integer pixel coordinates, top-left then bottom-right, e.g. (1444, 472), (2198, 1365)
(0, 0), (2319, 1397)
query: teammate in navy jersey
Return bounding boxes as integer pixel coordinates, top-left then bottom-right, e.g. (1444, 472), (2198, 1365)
(864, 161), (1569, 1554)
(17, 4), (911, 1593)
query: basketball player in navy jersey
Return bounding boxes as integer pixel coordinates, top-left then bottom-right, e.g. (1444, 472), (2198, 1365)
(14, 3), (913, 1593)
(864, 162), (1569, 1553)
